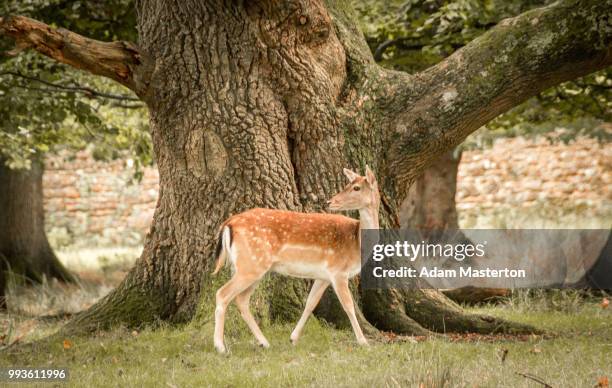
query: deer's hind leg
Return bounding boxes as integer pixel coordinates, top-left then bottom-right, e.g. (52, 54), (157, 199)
(235, 282), (270, 348)
(214, 273), (261, 353)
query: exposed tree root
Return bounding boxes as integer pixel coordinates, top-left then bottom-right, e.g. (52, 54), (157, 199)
(442, 287), (510, 305)
(401, 289), (540, 334)
(61, 279), (164, 335)
(362, 289), (432, 336)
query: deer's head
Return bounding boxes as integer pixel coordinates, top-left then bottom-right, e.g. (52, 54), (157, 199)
(328, 166), (380, 212)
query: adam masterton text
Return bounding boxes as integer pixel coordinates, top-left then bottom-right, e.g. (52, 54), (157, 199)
(372, 266), (526, 279)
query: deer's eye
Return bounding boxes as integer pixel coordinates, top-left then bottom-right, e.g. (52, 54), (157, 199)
(353, 186), (361, 191)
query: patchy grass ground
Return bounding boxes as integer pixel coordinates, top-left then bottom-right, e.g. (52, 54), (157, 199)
(0, 248), (610, 387)
(2, 299), (610, 387)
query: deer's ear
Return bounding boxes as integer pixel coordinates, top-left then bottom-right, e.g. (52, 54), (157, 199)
(365, 165), (377, 186)
(343, 168), (360, 182)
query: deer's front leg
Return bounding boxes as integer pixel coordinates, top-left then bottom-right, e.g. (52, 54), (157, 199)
(291, 279), (330, 345)
(331, 276), (368, 346)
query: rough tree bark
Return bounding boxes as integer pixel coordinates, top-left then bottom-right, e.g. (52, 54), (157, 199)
(1, 0), (610, 334)
(0, 158), (75, 310)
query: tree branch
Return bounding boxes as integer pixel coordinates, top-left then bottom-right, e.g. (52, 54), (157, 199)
(381, 0), (612, 196)
(1, 71), (141, 101)
(0, 15), (152, 97)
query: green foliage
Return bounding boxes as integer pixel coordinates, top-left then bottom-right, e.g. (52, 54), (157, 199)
(355, 0), (553, 67)
(0, 0), (150, 175)
(354, 0), (611, 142)
(485, 69), (612, 135)
(2, 0), (137, 42)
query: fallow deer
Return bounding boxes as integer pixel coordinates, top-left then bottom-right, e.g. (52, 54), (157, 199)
(212, 166), (380, 353)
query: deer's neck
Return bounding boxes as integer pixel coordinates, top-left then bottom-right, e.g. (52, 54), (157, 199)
(358, 207), (379, 230)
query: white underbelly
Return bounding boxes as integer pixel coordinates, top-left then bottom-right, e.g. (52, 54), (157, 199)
(272, 261), (329, 280)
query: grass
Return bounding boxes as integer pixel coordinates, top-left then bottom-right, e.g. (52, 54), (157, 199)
(2, 247), (139, 320)
(0, 248), (610, 387)
(1, 297), (610, 387)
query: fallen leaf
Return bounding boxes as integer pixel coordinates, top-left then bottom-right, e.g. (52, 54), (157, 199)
(161, 358), (168, 363)
(112, 356), (119, 364)
(602, 298), (609, 309)
(597, 376), (609, 387)
(131, 330), (139, 337)
(530, 346), (541, 354)
(63, 339), (73, 350)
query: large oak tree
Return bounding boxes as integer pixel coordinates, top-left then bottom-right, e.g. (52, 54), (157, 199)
(1, 0), (609, 334)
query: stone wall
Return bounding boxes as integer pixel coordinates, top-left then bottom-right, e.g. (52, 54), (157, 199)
(44, 150), (159, 247)
(42, 136), (611, 247)
(457, 136), (611, 229)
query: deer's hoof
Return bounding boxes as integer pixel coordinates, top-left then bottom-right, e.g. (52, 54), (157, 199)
(214, 343), (227, 354)
(290, 334), (299, 346)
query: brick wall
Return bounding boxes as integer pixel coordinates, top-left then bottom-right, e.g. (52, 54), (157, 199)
(458, 136), (610, 208)
(44, 150), (159, 247)
(457, 136), (611, 229)
(43, 136), (611, 247)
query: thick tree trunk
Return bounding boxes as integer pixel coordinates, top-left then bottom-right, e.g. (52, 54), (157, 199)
(0, 158), (75, 309)
(5, 0), (608, 336)
(69, 0), (351, 331)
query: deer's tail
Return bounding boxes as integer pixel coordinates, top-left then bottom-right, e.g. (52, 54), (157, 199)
(212, 225), (232, 275)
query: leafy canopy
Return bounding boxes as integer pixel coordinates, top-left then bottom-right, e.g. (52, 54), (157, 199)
(0, 0), (151, 175)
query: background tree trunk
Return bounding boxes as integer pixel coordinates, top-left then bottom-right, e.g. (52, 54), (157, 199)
(0, 158), (74, 310)
(399, 149), (461, 230)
